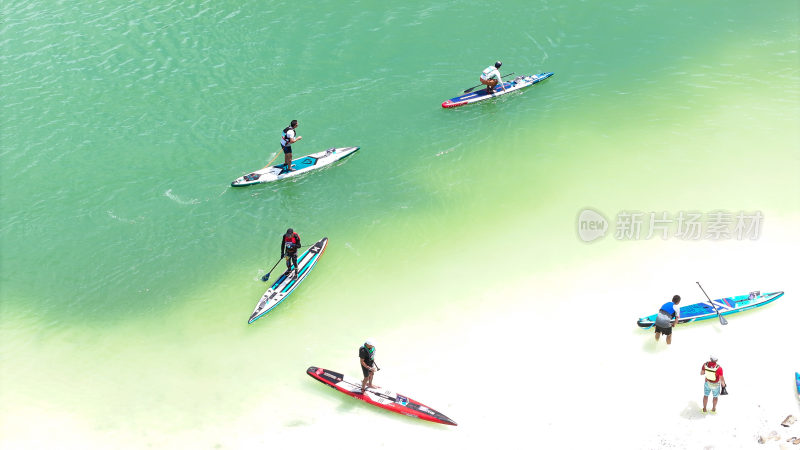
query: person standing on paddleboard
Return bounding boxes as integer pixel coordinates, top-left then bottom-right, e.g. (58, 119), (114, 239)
(281, 228), (301, 275)
(654, 295), (681, 345)
(480, 61), (506, 94)
(359, 339), (378, 393)
(280, 119), (302, 174)
(700, 355), (726, 413)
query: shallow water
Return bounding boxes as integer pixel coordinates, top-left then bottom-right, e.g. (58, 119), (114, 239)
(2, 1), (798, 448)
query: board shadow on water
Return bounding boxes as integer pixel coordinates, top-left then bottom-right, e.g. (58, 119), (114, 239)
(331, 394), (453, 430)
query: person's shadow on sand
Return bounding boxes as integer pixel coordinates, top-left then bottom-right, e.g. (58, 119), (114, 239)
(641, 334), (671, 354)
(680, 401), (707, 420)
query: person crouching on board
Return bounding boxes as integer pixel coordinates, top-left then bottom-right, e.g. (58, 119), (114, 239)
(281, 228), (301, 275)
(360, 339), (379, 393)
(480, 61), (506, 95)
(654, 295), (681, 345)
(280, 119), (302, 174)
(701, 356), (726, 413)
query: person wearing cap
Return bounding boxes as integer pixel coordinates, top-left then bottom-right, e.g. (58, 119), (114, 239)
(654, 295), (681, 345)
(280, 228), (301, 275)
(700, 355), (726, 413)
(359, 339), (378, 393)
(480, 61), (506, 94)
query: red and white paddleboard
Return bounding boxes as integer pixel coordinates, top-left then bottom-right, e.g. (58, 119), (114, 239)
(306, 366), (457, 426)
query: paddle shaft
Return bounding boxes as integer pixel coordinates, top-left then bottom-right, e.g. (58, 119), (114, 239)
(464, 72), (515, 93)
(261, 258), (284, 281)
(262, 244), (310, 281)
(696, 282), (728, 325)
(261, 151), (280, 170)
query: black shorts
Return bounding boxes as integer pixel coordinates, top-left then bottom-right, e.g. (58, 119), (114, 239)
(285, 253), (298, 266)
(361, 365), (372, 378)
(655, 325), (673, 335)
(282, 145), (292, 154)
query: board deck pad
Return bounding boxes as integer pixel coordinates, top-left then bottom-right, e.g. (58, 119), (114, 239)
(231, 147), (359, 186)
(306, 366), (457, 426)
(442, 72), (553, 108)
(248, 237), (328, 324)
(636, 291), (785, 328)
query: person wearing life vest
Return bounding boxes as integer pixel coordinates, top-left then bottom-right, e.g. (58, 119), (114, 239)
(480, 61), (506, 94)
(279, 119), (302, 174)
(359, 339), (379, 393)
(280, 228), (301, 275)
(654, 295), (681, 345)
(700, 355), (726, 413)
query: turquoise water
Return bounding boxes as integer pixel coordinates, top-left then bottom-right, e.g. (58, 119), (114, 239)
(2, 1), (798, 448)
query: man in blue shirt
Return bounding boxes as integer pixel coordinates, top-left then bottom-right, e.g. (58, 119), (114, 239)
(654, 295), (681, 344)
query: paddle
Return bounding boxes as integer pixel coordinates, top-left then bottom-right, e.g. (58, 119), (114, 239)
(696, 282), (728, 325)
(260, 151), (280, 170)
(261, 258), (284, 282)
(261, 244), (310, 281)
(463, 72), (515, 93)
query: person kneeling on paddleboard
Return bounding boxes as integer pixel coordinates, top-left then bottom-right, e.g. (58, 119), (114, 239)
(654, 295), (681, 345)
(359, 339), (379, 393)
(281, 228), (301, 275)
(480, 61), (506, 94)
(280, 119), (302, 174)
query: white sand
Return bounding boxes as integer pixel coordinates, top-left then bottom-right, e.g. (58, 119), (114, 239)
(265, 219), (800, 449)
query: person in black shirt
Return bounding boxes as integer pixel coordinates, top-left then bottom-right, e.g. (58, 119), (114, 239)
(359, 339), (378, 393)
(280, 228), (301, 275)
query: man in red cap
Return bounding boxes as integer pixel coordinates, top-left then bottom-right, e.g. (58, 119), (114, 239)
(701, 355), (726, 413)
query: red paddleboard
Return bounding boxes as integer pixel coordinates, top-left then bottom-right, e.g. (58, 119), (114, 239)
(306, 366), (457, 426)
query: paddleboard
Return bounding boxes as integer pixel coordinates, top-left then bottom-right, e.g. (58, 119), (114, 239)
(441, 72), (553, 108)
(306, 366), (457, 426)
(231, 147), (359, 186)
(796, 372), (799, 396)
(637, 291), (784, 328)
(248, 237), (328, 324)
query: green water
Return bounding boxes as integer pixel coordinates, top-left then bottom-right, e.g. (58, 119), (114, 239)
(2, 1), (798, 447)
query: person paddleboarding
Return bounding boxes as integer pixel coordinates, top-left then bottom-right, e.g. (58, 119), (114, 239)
(280, 119), (302, 174)
(280, 228), (301, 275)
(359, 338), (379, 393)
(480, 61), (506, 94)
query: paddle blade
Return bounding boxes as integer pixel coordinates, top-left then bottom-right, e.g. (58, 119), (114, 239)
(261, 273), (270, 282)
(463, 86), (477, 94)
(719, 315), (728, 325)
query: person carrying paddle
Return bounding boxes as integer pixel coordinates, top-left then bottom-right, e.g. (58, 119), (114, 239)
(359, 339), (379, 393)
(281, 228), (301, 275)
(280, 119), (302, 174)
(700, 355), (726, 413)
(480, 61), (506, 94)
(654, 295), (681, 345)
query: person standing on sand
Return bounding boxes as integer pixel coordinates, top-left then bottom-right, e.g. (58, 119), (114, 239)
(654, 295), (681, 344)
(701, 355), (726, 413)
(359, 339), (378, 393)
